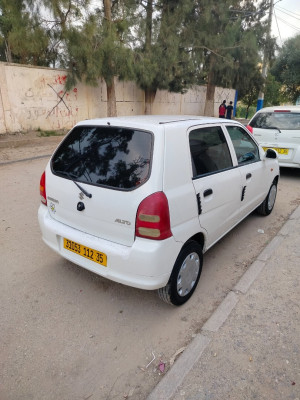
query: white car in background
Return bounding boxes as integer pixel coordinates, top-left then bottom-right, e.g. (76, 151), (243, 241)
(38, 116), (279, 306)
(247, 106), (300, 168)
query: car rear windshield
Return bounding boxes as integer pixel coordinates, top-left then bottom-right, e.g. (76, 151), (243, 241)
(250, 112), (300, 130)
(51, 125), (153, 190)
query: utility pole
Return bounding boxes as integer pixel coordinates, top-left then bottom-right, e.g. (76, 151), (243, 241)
(257, 0), (274, 111)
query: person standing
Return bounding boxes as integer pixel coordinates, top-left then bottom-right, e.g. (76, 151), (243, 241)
(226, 101), (234, 119)
(219, 100), (226, 118)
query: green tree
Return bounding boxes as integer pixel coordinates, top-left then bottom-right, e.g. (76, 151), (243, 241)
(41, 0), (91, 67)
(271, 34), (300, 104)
(65, 0), (135, 116)
(134, 0), (195, 114)
(188, 0), (271, 115)
(0, 0), (50, 65)
(238, 68), (263, 118)
(264, 73), (289, 106)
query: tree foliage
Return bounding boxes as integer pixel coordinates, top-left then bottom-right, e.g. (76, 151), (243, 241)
(0, 0), (49, 64)
(186, 0), (273, 115)
(0, 0), (281, 116)
(271, 34), (300, 104)
(134, 0), (195, 113)
(65, 0), (136, 116)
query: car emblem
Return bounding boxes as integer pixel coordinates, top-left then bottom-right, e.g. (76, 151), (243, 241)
(50, 202), (56, 214)
(79, 192), (84, 200)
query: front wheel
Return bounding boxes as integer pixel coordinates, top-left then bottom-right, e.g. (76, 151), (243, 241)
(256, 181), (277, 216)
(158, 241), (203, 306)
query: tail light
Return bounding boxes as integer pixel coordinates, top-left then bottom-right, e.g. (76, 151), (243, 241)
(246, 125), (253, 134)
(135, 192), (172, 240)
(40, 171), (47, 205)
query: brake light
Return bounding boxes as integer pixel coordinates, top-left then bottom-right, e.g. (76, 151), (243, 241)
(135, 192), (172, 240)
(274, 110), (290, 113)
(40, 171), (47, 205)
(246, 125), (253, 134)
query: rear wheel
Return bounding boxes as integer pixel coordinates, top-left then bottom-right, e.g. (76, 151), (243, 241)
(158, 241), (203, 306)
(256, 181), (277, 216)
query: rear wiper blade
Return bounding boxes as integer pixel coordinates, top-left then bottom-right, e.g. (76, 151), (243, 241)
(73, 180), (92, 198)
(55, 170), (92, 198)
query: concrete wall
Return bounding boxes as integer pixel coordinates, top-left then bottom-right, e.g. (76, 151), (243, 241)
(0, 62), (236, 134)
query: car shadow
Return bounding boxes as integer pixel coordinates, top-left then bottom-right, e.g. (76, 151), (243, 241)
(279, 166), (300, 179)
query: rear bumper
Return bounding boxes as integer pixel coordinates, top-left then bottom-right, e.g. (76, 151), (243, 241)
(261, 143), (300, 168)
(278, 161), (300, 168)
(38, 205), (181, 290)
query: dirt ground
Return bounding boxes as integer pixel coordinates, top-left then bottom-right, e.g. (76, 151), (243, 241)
(0, 130), (66, 164)
(1, 137), (300, 400)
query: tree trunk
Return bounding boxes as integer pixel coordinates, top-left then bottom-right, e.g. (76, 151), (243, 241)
(204, 81), (216, 117)
(145, 0), (153, 53)
(103, 0), (112, 21)
(143, 1), (156, 115)
(204, 55), (216, 117)
(144, 89), (156, 115)
(5, 40), (12, 63)
(103, 0), (117, 117)
(106, 78), (117, 117)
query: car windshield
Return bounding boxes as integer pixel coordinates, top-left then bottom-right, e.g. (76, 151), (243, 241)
(51, 126), (153, 190)
(250, 112), (300, 130)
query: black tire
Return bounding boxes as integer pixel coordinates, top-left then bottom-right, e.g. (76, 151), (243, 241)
(158, 241), (203, 306)
(256, 181), (277, 216)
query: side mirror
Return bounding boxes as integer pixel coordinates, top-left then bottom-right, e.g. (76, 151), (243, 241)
(265, 148), (277, 159)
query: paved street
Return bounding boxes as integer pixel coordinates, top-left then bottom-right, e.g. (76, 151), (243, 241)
(0, 143), (300, 399)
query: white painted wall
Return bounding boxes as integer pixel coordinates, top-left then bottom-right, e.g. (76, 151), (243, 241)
(0, 62), (236, 134)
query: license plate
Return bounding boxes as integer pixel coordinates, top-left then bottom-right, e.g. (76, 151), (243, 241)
(63, 238), (107, 266)
(263, 147), (289, 155)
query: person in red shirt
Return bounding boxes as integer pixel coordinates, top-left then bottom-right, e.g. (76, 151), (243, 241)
(219, 100), (226, 118)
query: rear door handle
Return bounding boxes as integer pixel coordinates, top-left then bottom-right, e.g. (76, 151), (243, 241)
(203, 188), (213, 197)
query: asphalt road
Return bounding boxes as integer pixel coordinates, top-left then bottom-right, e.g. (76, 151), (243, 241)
(1, 156), (300, 400)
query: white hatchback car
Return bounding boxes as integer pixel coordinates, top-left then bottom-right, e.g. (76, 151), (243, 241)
(39, 115), (279, 305)
(247, 106), (300, 168)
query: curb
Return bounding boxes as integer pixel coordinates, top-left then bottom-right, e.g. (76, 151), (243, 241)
(147, 205), (300, 400)
(0, 154), (52, 166)
(0, 135), (65, 149)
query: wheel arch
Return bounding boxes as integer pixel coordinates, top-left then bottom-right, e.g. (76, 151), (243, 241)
(185, 232), (205, 251)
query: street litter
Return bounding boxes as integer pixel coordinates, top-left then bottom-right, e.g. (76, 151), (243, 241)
(257, 229), (264, 234)
(158, 361), (165, 373)
(146, 351), (156, 369)
(169, 347), (186, 366)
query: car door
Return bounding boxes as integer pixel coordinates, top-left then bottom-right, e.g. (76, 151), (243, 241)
(189, 125), (242, 249)
(225, 125), (266, 217)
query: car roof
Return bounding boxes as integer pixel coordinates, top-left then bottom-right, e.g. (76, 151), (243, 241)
(256, 106), (300, 114)
(75, 115), (242, 129)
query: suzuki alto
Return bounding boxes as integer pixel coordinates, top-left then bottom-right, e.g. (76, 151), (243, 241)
(38, 115), (279, 305)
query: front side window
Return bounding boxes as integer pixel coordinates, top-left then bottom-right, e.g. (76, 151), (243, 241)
(226, 126), (260, 165)
(51, 126), (152, 190)
(250, 112), (300, 130)
(189, 126), (233, 177)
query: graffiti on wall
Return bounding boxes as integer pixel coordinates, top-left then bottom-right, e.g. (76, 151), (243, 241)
(46, 84), (70, 118)
(44, 74), (79, 129)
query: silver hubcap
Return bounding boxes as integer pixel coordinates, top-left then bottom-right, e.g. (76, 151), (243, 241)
(177, 252), (200, 297)
(268, 185), (277, 210)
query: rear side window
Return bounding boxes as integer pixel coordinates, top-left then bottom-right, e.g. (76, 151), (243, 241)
(51, 126), (152, 190)
(226, 126), (260, 165)
(189, 126), (233, 177)
(250, 112), (300, 130)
